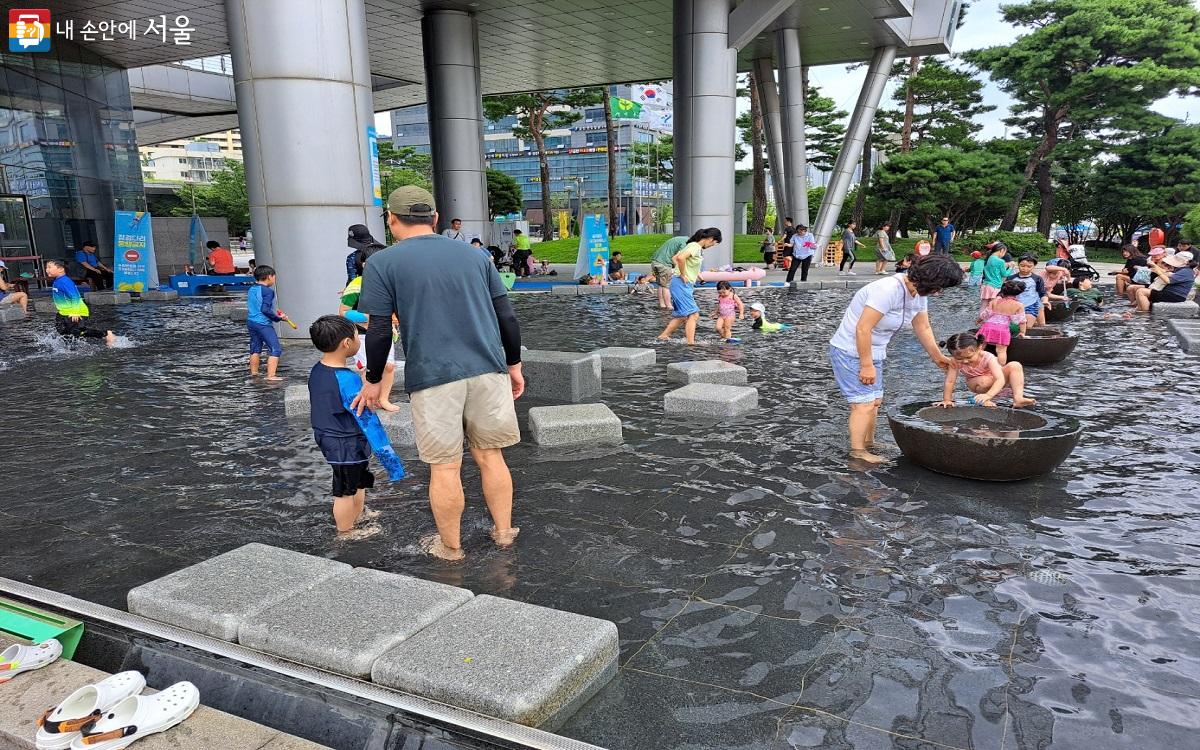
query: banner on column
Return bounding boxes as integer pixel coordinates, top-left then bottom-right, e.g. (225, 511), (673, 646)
(113, 211), (158, 292)
(557, 210), (570, 240)
(573, 214), (609, 280)
(367, 125), (382, 206)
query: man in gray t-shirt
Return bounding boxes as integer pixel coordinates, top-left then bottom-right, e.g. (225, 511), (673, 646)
(355, 185), (525, 561)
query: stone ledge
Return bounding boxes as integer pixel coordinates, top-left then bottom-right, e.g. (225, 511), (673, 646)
(528, 404), (623, 447)
(141, 289), (179, 301)
(0, 305), (24, 323)
(522, 350), (602, 402)
(127, 543), (351, 641)
(1152, 301), (1199, 318)
(593, 346), (656, 373)
(1167, 319), (1200, 352)
(238, 568), (473, 679)
(577, 284), (604, 295)
(601, 284), (630, 295)
(84, 291), (131, 305)
(664, 383), (759, 418)
(371, 595), (618, 730)
(666, 359), (748, 385)
(550, 285), (579, 296)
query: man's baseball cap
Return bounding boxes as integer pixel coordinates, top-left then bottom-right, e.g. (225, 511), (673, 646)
(383, 186), (435, 218)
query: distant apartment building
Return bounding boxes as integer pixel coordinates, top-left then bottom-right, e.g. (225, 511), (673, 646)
(140, 130), (243, 184)
(391, 84), (674, 231)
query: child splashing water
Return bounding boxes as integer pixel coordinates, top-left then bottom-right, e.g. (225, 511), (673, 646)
(935, 332), (1036, 409)
(712, 281), (744, 342)
(976, 279), (1027, 365)
(748, 302), (790, 332)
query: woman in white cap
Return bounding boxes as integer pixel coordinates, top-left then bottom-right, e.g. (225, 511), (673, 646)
(0, 261), (29, 315)
(1134, 251), (1195, 312)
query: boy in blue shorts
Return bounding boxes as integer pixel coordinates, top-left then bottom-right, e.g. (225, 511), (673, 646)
(308, 315), (380, 540)
(247, 265), (289, 381)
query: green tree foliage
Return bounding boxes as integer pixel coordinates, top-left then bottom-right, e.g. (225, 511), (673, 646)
(955, 230), (1054, 258)
(967, 0), (1200, 233)
(1183, 204), (1200, 241)
(628, 134), (673, 183)
(878, 58), (993, 153)
(486, 169), (523, 218)
(804, 84), (848, 171)
(483, 89), (603, 239)
(871, 147), (1024, 232)
(1092, 122), (1200, 243)
(171, 160), (250, 235)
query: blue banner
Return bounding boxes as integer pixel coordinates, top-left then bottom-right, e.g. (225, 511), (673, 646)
(113, 211), (158, 292)
(187, 213), (207, 268)
(367, 125), (382, 207)
(573, 214), (610, 280)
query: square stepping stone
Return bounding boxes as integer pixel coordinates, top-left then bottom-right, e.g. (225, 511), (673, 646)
(550, 285), (579, 296)
(601, 284), (630, 295)
(0, 306), (23, 323)
(528, 404), (623, 447)
(666, 359), (748, 385)
(127, 543), (351, 641)
(229, 306), (249, 322)
(84, 291), (131, 305)
(238, 568), (473, 679)
(141, 289), (178, 301)
(594, 346), (656, 372)
(1167, 319), (1200, 352)
(1152, 301), (1199, 318)
(371, 595), (618, 729)
(577, 285), (603, 295)
(664, 383), (758, 418)
(522, 350), (601, 402)
(379, 404), (415, 446)
(284, 385), (309, 420)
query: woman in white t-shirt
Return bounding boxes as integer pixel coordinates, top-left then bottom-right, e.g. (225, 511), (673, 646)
(827, 255), (963, 464)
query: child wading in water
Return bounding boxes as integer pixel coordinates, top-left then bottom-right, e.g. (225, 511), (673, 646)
(712, 281), (744, 341)
(977, 279), (1027, 365)
(247, 265), (290, 381)
(44, 260), (116, 346)
(936, 332), (1036, 409)
(748, 302), (789, 332)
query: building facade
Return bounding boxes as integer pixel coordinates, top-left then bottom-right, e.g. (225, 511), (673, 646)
(140, 130), (243, 185)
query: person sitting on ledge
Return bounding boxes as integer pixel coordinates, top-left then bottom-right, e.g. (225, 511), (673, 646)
(608, 251), (627, 281)
(1134, 251), (1196, 313)
(0, 261), (29, 315)
(206, 240), (236, 276)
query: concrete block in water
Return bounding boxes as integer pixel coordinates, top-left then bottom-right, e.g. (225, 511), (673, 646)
(141, 289), (179, 301)
(664, 383), (759, 418)
(284, 385), (309, 420)
(789, 280), (822, 291)
(844, 279), (873, 290)
(127, 543), (350, 641)
(228, 305), (249, 322)
(820, 280), (848, 289)
(550, 285), (579, 296)
(666, 359), (748, 385)
(0, 305), (24, 323)
(238, 568), (473, 679)
(601, 284), (630, 295)
(594, 346), (656, 373)
(522, 350), (602, 402)
(528, 404), (623, 447)
(371, 595), (618, 729)
(577, 284), (604, 295)
(1152, 301), (1200, 318)
(1167, 319), (1200, 352)
(84, 291), (131, 305)
(32, 297), (56, 314)
(379, 403), (415, 446)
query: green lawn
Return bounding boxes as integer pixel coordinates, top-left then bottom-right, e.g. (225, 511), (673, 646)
(530, 234), (1124, 265)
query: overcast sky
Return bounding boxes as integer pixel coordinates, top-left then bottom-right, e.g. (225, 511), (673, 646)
(375, 0), (1200, 140)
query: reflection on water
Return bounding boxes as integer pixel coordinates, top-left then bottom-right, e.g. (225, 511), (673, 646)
(939, 419), (1023, 438)
(1, 289), (1199, 750)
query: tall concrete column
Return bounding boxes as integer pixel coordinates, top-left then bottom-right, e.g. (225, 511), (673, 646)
(775, 28), (807, 228)
(226, 0), (380, 337)
(673, 0), (737, 269)
(812, 46), (897, 249)
(422, 10), (489, 242)
(752, 58), (788, 230)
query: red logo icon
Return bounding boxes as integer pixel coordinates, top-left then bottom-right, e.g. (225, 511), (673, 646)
(124, 249), (141, 262)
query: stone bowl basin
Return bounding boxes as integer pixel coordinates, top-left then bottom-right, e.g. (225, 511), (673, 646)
(1044, 299), (1080, 323)
(972, 325), (1078, 366)
(888, 402), (1081, 482)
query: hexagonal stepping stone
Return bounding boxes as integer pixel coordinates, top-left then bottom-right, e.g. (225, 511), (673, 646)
(594, 346), (656, 373)
(371, 595), (618, 729)
(528, 404), (622, 447)
(84, 291), (131, 305)
(238, 568), (473, 679)
(666, 359), (748, 385)
(664, 383), (758, 418)
(1152, 301), (1199, 318)
(0, 306), (24, 323)
(141, 289), (179, 301)
(127, 543), (351, 641)
(522, 350), (601, 402)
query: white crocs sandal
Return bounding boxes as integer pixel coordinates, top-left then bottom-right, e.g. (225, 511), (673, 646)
(36, 671), (147, 750)
(0, 639), (63, 684)
(71, 682), (198, 750)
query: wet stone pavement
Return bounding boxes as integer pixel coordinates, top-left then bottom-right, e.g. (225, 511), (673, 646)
(1, 285), (1198, 749)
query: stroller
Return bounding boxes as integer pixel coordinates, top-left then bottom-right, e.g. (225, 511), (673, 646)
(1056, 244), (1100, 282)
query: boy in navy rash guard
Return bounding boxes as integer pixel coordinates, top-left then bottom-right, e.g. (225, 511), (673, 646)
(246, 264), (290, 380)
(308, 315), (379, 540)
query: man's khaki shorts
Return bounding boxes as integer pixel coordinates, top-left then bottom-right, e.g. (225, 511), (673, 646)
(651, 261), (674, 287)
(409, 372), (520, 465)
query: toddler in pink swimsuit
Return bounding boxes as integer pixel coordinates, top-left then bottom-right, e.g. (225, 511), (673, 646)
(935, 332), (1036, 408)
(712, 281), (744, 341)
